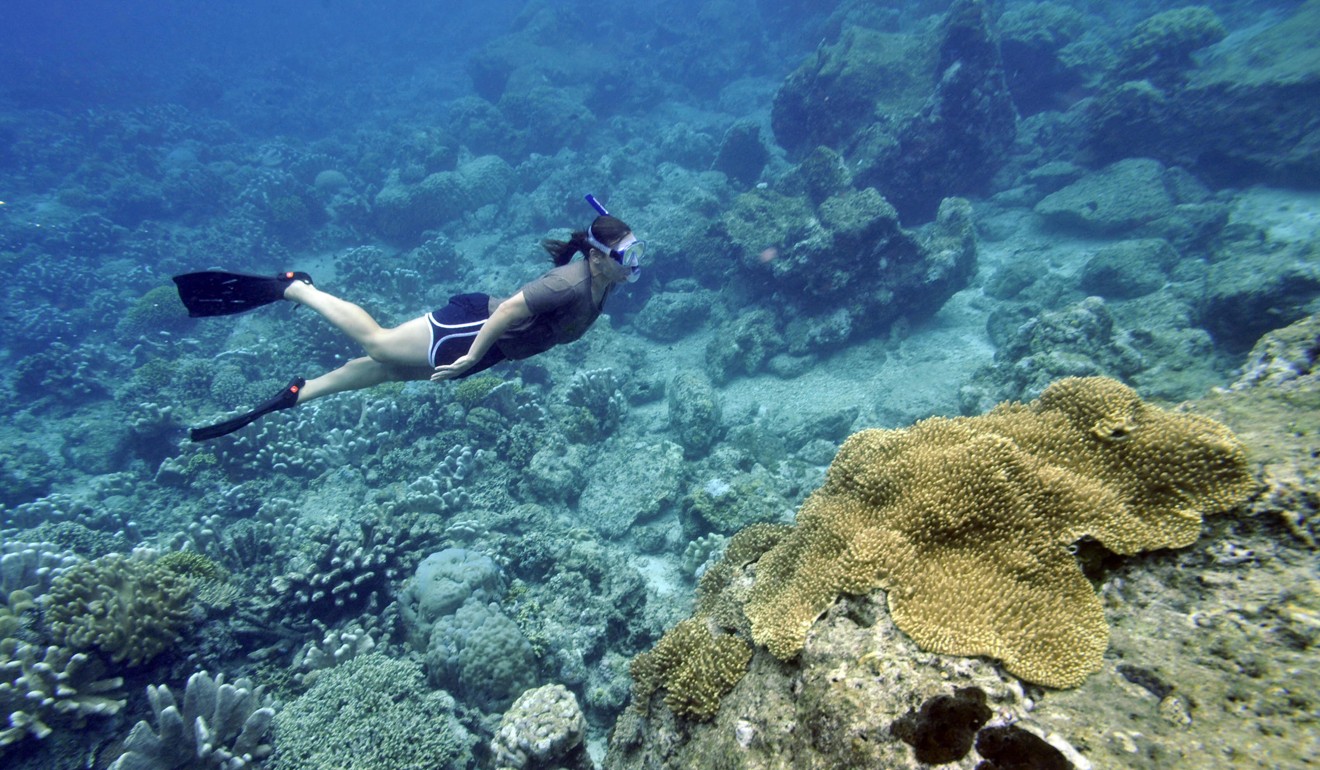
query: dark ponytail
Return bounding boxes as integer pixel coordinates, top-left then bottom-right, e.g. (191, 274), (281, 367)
(541, 215), (632, 266)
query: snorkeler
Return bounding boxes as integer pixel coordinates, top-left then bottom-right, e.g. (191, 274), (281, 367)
(173, 196), (644, 441)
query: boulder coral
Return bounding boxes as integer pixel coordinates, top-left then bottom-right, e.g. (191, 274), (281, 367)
(745, 376), (1254, 688)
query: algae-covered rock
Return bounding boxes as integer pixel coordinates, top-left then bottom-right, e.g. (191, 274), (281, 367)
(1035, 158), (1178, 234)
(773, 0), (1015, 222)
(1086, 1), (1320, 185)
(668, 373), (723, 458)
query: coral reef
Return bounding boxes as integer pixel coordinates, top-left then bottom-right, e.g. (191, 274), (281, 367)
(491, 683), (591, 770)
(0, 639), (125, 750)
(109, 671), (275, 770)
(629, 616), (751, 721)
(745, 377), (1253, 687)
(400, 547), (505, 649)
(43, 552), (193, 667)
(427, 601), (539, 714)
(271, 654), (471, 770)
(288, 621), (377, 687)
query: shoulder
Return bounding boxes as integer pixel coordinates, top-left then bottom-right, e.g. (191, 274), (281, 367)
(529, 261), (590, 292)
(521, 260), (590, 311)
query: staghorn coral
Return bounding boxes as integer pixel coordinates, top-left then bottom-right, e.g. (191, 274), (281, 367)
(744, 377), (1253, 688)
(43, 552), (193, 667)
(629, 615), (751, 721)
(109, 671), (275, 770)
(0, 639), (125, 749)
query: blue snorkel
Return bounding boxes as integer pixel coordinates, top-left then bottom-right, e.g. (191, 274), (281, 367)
(584, 194), (643, 283)
(585, 193), (610, 217)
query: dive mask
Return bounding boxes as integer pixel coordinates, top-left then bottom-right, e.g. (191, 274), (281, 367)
(585, 231), (644, 282)
(584, 194), (643, 283)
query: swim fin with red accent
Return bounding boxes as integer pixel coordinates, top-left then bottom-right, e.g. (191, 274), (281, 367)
(190, 377), (305, 442)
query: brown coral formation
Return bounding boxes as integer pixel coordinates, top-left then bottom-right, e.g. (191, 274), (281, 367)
(43, 553), (193, 667)
(745, 376), (1254, 688)
(629, 616), (752, 721)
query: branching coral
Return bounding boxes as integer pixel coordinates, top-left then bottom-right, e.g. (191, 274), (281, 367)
(109, 671), (275, 770)
(744, 377), (1254, 688)
(0, 639), (125, 749)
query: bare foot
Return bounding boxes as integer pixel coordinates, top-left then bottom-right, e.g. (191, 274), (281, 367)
(284, 279), (314, 303)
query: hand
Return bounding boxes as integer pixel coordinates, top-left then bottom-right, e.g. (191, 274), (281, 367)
(431, 354), (478, 381)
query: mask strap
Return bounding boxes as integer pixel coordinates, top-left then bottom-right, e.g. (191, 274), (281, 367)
(584, 230), (613, 256)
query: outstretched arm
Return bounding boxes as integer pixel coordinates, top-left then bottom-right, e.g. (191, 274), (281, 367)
(431, 292), (532, 381)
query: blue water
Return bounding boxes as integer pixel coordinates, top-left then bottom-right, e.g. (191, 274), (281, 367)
(2, 1), (1317, 768)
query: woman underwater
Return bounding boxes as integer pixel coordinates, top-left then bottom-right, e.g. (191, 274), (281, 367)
(173, 197), (643, 441)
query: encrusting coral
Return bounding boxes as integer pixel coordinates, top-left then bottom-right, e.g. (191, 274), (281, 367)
(745, 376), (1254, 688)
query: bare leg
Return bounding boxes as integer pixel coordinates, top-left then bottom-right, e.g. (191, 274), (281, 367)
(284, 281), (431, 367)
(298, 357), (433, 403)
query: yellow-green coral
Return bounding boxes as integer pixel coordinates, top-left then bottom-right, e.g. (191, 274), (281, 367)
(744, 377), (1254, 688)
(453, 374), (504, 411)
(43, 554), (194, 667)
(630, 616), (752, 721)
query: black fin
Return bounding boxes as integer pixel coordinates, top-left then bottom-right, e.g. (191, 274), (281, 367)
(190, 377), (305, 442)
(171, 271), (312, 318)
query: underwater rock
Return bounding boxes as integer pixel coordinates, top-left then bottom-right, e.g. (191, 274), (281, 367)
(712, 121), (769, 187)
(721, 187), (975, 351)
(994, 2), (1089, 116)
(1201, 237), (1320, 353)
(966, 296), (1145, 408)
(1085, 1), (1320, 186)
(634, 289), (716, 343)
(579, 440), (685, 539)
(1111, 6), (1227, 88)
(1035, 158), (1179, 234)
(1079, 238), (1178, 299)
(890, 686), (992, 764)
(668, 373), (723, 458)
(772, 0), (1015, 222)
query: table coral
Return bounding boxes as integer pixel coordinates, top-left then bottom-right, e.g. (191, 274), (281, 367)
(745, 376), (1253, 688)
